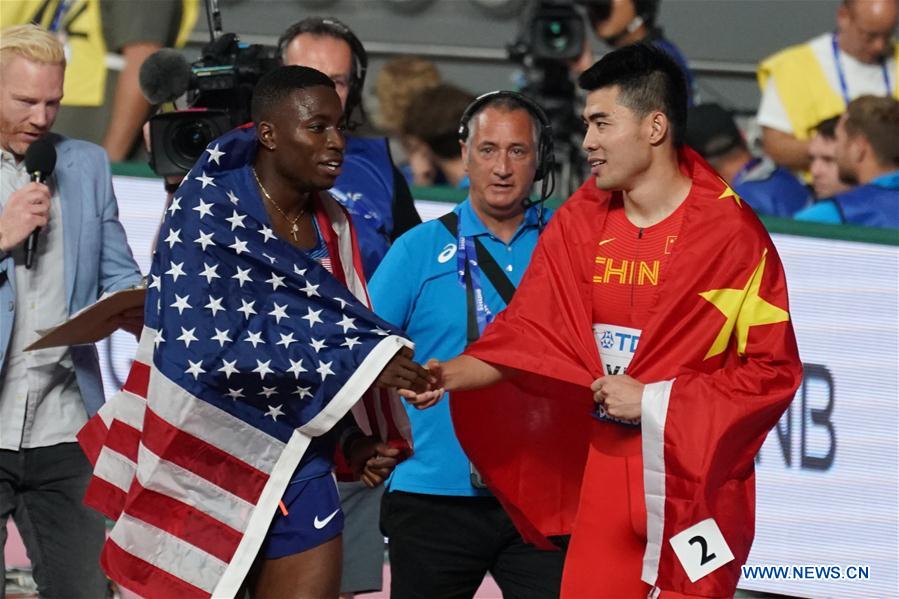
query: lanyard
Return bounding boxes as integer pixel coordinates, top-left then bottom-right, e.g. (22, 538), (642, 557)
(456, 233), (494, 337)
(731, 157), (762, 188)
(831, 33), (892, 106)
(48, 0), (73, 32)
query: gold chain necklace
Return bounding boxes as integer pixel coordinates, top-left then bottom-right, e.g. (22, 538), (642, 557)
(252, 167), (305, 241)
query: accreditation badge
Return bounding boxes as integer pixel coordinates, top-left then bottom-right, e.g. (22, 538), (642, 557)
(592, 323), (642, 426)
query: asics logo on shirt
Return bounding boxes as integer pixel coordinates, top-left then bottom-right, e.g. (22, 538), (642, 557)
(313, 508), (340, 529)
(438, 243), (457, 263)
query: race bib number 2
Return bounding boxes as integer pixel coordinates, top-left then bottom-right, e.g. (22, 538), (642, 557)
(669, 518), (735, 582)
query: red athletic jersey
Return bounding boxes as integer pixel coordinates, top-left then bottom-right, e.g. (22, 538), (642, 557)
(592, 196), (685, 329)
(449, 147), (802, 596)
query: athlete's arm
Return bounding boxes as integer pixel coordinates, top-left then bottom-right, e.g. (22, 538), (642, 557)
(399, 355), (512, 409)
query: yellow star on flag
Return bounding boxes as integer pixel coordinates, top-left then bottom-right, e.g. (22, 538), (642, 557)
(718, 179), (742, 208)
(699, 249), (789, 360)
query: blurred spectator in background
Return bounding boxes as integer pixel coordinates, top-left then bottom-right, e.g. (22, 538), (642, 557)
(402, 83), (476, 189)
(0, 0), (199, 162)
(374, 56), (443, 187)
(809, 116), (853, 200)
(686, 103), (812, 217)
(757, 0), (897, 171)
(796, 95), (899, 228)
(572, 0), (695, 104)
(280, 17), (421, 281)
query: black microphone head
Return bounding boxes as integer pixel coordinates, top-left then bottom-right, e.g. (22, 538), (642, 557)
(24, 136), (57, 181)
(139, 48), (192, 104)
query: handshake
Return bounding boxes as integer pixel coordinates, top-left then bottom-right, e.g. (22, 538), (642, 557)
(375, 346), (447, 410)
(345, 347), (445, 488)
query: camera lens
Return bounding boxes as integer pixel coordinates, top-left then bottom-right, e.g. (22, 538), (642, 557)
(540, 19), (573, 54)
(530, 4), (584, 61)
(149, 110), (231, 177)
(171, 120), (215, 167)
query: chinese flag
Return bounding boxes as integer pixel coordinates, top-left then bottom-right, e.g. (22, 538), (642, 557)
(451, 147), (802, 596)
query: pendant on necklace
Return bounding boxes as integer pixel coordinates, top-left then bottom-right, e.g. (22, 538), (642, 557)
(290, 223), (299, 241)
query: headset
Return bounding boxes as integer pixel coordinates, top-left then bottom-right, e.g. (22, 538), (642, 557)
(277, 17), (369, 126)
(458, 90), (556, 210)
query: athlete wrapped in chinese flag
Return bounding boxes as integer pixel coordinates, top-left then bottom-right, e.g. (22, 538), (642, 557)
(450, 147), (802, 598)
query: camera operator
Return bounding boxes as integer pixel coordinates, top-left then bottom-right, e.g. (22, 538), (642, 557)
(572, 0), (695, 105)
(0, 25), (141, 597)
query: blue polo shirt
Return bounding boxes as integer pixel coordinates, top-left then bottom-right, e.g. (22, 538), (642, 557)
(369, 199), (547, 496)
(732, 157), (812, 217)
(795, 171), (899, 228)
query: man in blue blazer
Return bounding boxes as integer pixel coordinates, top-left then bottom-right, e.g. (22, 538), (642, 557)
(0, 25), (141, 597)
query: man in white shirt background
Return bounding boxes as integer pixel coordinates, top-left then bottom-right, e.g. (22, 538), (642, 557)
(757, 0), (897, 171)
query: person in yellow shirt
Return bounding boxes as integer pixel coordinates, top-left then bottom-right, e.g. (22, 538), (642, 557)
(0, 0), (198, 161)
(757, 0), (897, 171)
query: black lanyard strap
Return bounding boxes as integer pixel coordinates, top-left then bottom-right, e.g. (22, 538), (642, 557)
(438, 212), (517, 344)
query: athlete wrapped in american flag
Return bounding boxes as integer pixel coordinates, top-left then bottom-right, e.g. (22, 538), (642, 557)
(78, 66), (429, 598)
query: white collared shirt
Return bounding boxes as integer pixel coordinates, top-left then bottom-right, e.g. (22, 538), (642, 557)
(758, 33), (898, 135)
(0, 149), (87, 450)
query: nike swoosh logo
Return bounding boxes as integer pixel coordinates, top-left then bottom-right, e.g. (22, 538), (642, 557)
(313, 508), (340, 529)
(599, 238), (616, 246)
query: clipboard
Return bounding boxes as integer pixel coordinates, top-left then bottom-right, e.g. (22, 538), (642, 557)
(25, 287), (146, 351)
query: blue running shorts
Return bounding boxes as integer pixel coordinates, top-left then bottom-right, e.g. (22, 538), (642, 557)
(261, 472), (344, 559)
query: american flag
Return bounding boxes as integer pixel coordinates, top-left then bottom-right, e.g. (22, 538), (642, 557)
(78, 126), (412, 598)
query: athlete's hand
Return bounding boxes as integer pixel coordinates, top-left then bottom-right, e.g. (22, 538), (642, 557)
(347, 437), (402, 488)
(398, 358), (444, 410)
(361, 444), (402, 488)
(591, 375), (644, 422)
(377, 346), (430, 393)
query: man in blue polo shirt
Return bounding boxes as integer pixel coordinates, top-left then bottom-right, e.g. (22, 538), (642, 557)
(370, 92), (565, 599)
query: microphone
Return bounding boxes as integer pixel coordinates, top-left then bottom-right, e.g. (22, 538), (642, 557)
(139, 48), (192, 105)
(23, 137), (57, 269)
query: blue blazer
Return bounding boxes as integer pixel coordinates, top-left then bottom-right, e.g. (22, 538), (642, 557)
(0, 135), (141, 417)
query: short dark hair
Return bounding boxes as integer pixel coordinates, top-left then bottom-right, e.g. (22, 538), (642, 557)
(251, 65), (335, 124)
(581, 0), (661, 29)
(403, 84), (475, 160)
(814, 115), (841, 140)
(844, 95), (899, 168)
(685, 103), (746, 159)
(578, 43), (688, 146)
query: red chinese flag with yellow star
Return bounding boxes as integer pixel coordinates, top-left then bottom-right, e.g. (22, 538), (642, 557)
(450, 147), (802, 596)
